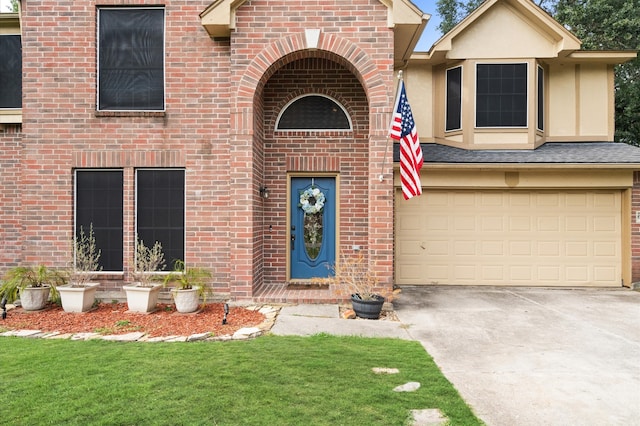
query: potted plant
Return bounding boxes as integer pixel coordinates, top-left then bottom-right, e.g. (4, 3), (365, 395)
(58, 225), (102, 312)
(123, 238), (166, 313)
(330, 252), (398, 319)
(0, 265), (64, 311)
(163, 260), (211, 313)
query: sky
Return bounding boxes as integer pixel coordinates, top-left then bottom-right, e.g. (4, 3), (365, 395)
(0, 0), (442, 50)
(412, 0), (442, 51)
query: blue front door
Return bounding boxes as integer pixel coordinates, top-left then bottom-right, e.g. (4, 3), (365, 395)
(290, 177), (336, 279)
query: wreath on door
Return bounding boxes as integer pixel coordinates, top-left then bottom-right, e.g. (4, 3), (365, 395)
(299, 186), (326, 215)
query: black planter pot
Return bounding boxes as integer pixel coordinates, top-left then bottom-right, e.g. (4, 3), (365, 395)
(350, 294), (385, 319)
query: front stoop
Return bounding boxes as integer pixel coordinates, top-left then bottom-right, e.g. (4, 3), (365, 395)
(253, 283), (347, 304)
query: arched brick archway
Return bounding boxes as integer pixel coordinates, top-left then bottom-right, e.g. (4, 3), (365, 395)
(235, 32), (388, 111)
(228, 32), (394, 299)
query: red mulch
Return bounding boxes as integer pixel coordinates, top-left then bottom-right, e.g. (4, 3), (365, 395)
(1, 303), (265, 338)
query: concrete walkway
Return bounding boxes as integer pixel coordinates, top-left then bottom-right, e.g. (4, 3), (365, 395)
(393, 286), (640, 426)
(270, 287), (640, 425)
(270, 303), (412, 339)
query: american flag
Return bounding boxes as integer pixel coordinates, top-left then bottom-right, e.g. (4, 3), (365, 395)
(389, 80), (423, 200)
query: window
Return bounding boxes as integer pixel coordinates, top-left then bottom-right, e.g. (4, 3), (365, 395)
(0, 34), (22, 109)
(136, 169), (185, 269)
(537, 65), (544, 131)
(75, 170), (124, 272)
(276, 95), (351, 130)
(445, 66), (462, 131)
(98, 7), (165, 111)
(476, 63), (527, 127)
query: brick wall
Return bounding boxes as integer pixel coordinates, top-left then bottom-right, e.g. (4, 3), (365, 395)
(8, 0), (395, 297)
(229, 0), (395, 294)
(18, 0), (233, 291)
(0, 125), (22, 270)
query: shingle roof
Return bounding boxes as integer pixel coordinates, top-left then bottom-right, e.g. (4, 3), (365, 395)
(393, 142), (640, 164)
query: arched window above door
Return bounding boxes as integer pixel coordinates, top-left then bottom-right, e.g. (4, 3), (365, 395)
(276, 94), (352, 131)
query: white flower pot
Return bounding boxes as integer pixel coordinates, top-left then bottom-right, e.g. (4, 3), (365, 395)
(123, 284), (162, 313)
(20, 286), (51, 311)
(58, 283), (99, 313)
(173, 287), (201, 313)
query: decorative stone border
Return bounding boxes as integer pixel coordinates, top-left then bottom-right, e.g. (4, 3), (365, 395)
(0, 305), (280, 342)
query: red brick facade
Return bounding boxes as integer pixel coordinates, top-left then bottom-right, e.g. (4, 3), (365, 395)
(0, 0), (395, 299)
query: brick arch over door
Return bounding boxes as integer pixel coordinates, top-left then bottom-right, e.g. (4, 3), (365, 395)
(234, 32), (388, 114)
(227, 31), (394, 298)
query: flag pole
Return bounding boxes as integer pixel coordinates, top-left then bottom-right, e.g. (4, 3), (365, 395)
(379, 70), (404, 182)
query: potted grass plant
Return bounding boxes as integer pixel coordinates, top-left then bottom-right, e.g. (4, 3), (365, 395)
(163, 260), (211, 313)
(58, 225), (102, 312)
(330, 252), (398, 319)
(0, 265), (64, 311)
(123, 238), (166, 313)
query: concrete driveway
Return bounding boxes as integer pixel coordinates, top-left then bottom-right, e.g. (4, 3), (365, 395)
(393, 286), (640, 426)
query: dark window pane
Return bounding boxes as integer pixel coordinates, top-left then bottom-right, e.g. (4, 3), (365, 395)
(446, 66), (462, 131)
(537, 66), (544, 131)
(76, 170), (124, 271)
(0, 35), (22, 109)
(98, 8), (164, 111)
(277, 95), (350, 130)
(476, 63), (527, 127)
(136, 170), (185, 269)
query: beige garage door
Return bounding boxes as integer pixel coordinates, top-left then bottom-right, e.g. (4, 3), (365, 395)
(395, 190), (621, 286)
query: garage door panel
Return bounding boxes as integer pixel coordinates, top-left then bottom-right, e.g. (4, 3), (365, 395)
(566, 216), (588, 232)
(594, 266), (617, 282)
(566, 266), (589, 282)
(594, 192), (617, 207)
(454, 265), (476, 281)
(509, 265), (533, 281)
(481, 241), (504, 255)
(594, 216), (617, 232)
(481, 216), (504, 231)
(396, 190), (621, 286)
(537, 216), (560, 231)
(594, 241), (616, 256)
(537, 241), (560, 256)
(509, 241), (532, 256)
(566, 241), (588, 256)
(454, 241), (476, 255)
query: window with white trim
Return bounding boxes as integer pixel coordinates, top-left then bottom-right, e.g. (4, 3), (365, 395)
(276, 94), (351, 131)
(537, 65), (544, 131)
(75, 170), (124, 272)
(0, 34), (21, 109)
(98, 7), (165, 111)
(445, 66), (462, 131)
(136, 169), (185, 269)
(476, 63), (527, 128)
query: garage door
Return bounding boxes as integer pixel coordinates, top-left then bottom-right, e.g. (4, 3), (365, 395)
(395, 190), (621, 286)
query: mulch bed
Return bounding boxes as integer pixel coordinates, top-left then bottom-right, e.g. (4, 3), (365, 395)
(1, 303), (265, 338)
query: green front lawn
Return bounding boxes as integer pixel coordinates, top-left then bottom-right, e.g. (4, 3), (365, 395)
(0, 335), (482, 425)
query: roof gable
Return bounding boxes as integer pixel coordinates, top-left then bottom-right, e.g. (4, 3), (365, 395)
(428, 0), (581, 62)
